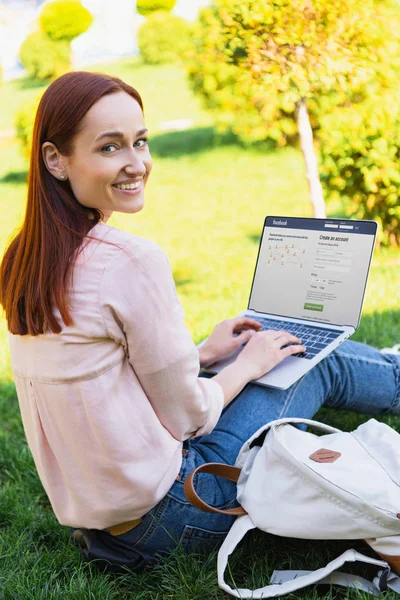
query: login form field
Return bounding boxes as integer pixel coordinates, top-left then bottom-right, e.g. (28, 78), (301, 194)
(249, 217), (376, 328)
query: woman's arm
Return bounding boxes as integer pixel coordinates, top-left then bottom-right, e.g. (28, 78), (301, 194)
(198, 345), (217, 369)
(212, 362), (250, 408)
(100, 242), (225, 441)
(198, 342), (253, 407)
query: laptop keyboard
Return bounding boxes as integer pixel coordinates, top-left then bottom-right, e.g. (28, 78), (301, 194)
(248, 316), (342, 360)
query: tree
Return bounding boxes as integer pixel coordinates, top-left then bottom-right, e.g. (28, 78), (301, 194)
(318, 91), (400, 246)
(188, 0), (400, 217)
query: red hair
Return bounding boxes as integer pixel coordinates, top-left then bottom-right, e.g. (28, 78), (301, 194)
(0, 71), (144, 335)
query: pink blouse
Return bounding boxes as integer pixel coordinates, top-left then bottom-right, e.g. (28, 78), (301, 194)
(8, 222), (224, 530)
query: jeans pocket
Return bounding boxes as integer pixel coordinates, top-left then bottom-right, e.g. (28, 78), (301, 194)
(179, 525), (230, 554)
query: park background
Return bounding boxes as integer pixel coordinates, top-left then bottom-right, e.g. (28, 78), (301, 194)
(0, 0), (399, 598)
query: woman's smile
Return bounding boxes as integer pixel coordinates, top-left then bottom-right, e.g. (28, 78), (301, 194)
(112, 178), (144, 195)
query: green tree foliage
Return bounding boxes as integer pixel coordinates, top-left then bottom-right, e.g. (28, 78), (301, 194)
(319, 93), (400, 246)
(40, 0), (93, 42)
(188, 0), (400, 146)
(19, 32), (71, 81)
(138, 11), (192, 65)
(188, 0), (400, 237)
(136, 0), (176, 17)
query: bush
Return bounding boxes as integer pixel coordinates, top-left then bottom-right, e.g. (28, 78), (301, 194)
(136, 0), (176, 17)
(138, 11), (192, 65)
(19, 31), (71, 81)
(187, 0), (400, 147)
(318, 94), (400, 246)
(15, 93), (43, 158)
(40, 0), (93, 42)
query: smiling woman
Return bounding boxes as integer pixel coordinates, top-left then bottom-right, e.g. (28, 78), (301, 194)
(0, 71), (150, 336)
(41, 93), (152, 224)
(1, 71), (400, 579)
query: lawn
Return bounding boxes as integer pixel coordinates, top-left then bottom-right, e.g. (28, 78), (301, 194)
(0, 58), (400, 599)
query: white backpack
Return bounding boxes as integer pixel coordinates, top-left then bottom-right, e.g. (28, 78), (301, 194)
(184, 417), (400, 598)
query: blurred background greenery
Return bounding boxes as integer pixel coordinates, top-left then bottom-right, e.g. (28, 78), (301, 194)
(0, 0), (400, 598)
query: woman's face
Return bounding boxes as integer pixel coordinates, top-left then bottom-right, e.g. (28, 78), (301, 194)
(45, 91), (152, 222)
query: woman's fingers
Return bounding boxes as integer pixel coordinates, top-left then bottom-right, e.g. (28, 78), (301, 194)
(262, 329), (300, 343)
(274, 331), (302, 345)
(273, 331), (306, 356)
(281, 343), (306, 358)
(236, 324), (305, 354)
(262, 330), (305, 352)
(232, 317), (263, 333)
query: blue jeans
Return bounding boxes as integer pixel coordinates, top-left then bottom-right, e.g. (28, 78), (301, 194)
(71, 341), (400, 573)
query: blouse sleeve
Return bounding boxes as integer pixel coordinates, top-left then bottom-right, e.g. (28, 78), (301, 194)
(99, 242), (224, 441)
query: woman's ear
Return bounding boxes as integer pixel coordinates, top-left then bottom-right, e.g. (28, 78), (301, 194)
(42, 142), (68, 181)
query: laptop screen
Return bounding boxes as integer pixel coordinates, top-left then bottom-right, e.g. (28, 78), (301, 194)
(248, 217), (377, 329)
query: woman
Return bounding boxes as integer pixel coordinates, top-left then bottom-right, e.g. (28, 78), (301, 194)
(1, 71), (399, 575)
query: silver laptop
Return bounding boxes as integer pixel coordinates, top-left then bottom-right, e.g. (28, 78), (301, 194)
(199, 216), (377, 389)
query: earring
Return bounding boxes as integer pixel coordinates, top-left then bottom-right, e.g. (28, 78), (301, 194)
(60, 174), (66, 180)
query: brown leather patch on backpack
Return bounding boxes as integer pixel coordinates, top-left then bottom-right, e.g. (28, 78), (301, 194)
(309, 448), (341, 463)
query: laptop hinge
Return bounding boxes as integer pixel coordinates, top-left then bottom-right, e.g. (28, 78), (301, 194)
(247, 310), (356, 332)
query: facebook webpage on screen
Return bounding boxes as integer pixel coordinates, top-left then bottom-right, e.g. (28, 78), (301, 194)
(249, 218), (376, 328)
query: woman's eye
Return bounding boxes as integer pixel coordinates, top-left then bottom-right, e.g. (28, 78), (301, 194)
(135, 138), (148, 148)
(101, 144), (118, 154)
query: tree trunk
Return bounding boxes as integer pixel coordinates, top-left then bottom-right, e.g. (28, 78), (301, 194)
(296, 98), (326, 218)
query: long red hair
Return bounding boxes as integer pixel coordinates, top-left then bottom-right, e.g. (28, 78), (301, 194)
(0, 71), (144, 336)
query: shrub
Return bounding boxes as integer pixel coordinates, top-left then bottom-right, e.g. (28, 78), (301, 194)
(138, 11), (192, 65)
(15, 93), (43, 158)
(19, 31), (71, 81)
(40, 0), (93, 42)
(187, 0), (400, 147)
(318, 94), (400, 246)
(136, 0), (176, 17)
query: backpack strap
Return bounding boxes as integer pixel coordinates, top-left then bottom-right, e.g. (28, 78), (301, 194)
(217, 515), (399, 598)
(183, 462), (247, 516)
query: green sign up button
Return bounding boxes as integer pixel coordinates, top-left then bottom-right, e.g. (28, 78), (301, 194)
(304, 302), (324, 312)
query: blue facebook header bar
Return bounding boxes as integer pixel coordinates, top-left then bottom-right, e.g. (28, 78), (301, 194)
(265, 216), (377, 236)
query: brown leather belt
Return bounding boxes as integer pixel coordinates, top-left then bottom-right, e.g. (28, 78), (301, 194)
(104, 517), (142, 536)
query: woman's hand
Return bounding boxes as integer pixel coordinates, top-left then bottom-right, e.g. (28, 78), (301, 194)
(199, 317), (263, 368)
(235, 329), (305, 381)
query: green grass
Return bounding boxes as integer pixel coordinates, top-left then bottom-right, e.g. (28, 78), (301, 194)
(1, 58), (400, 599)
